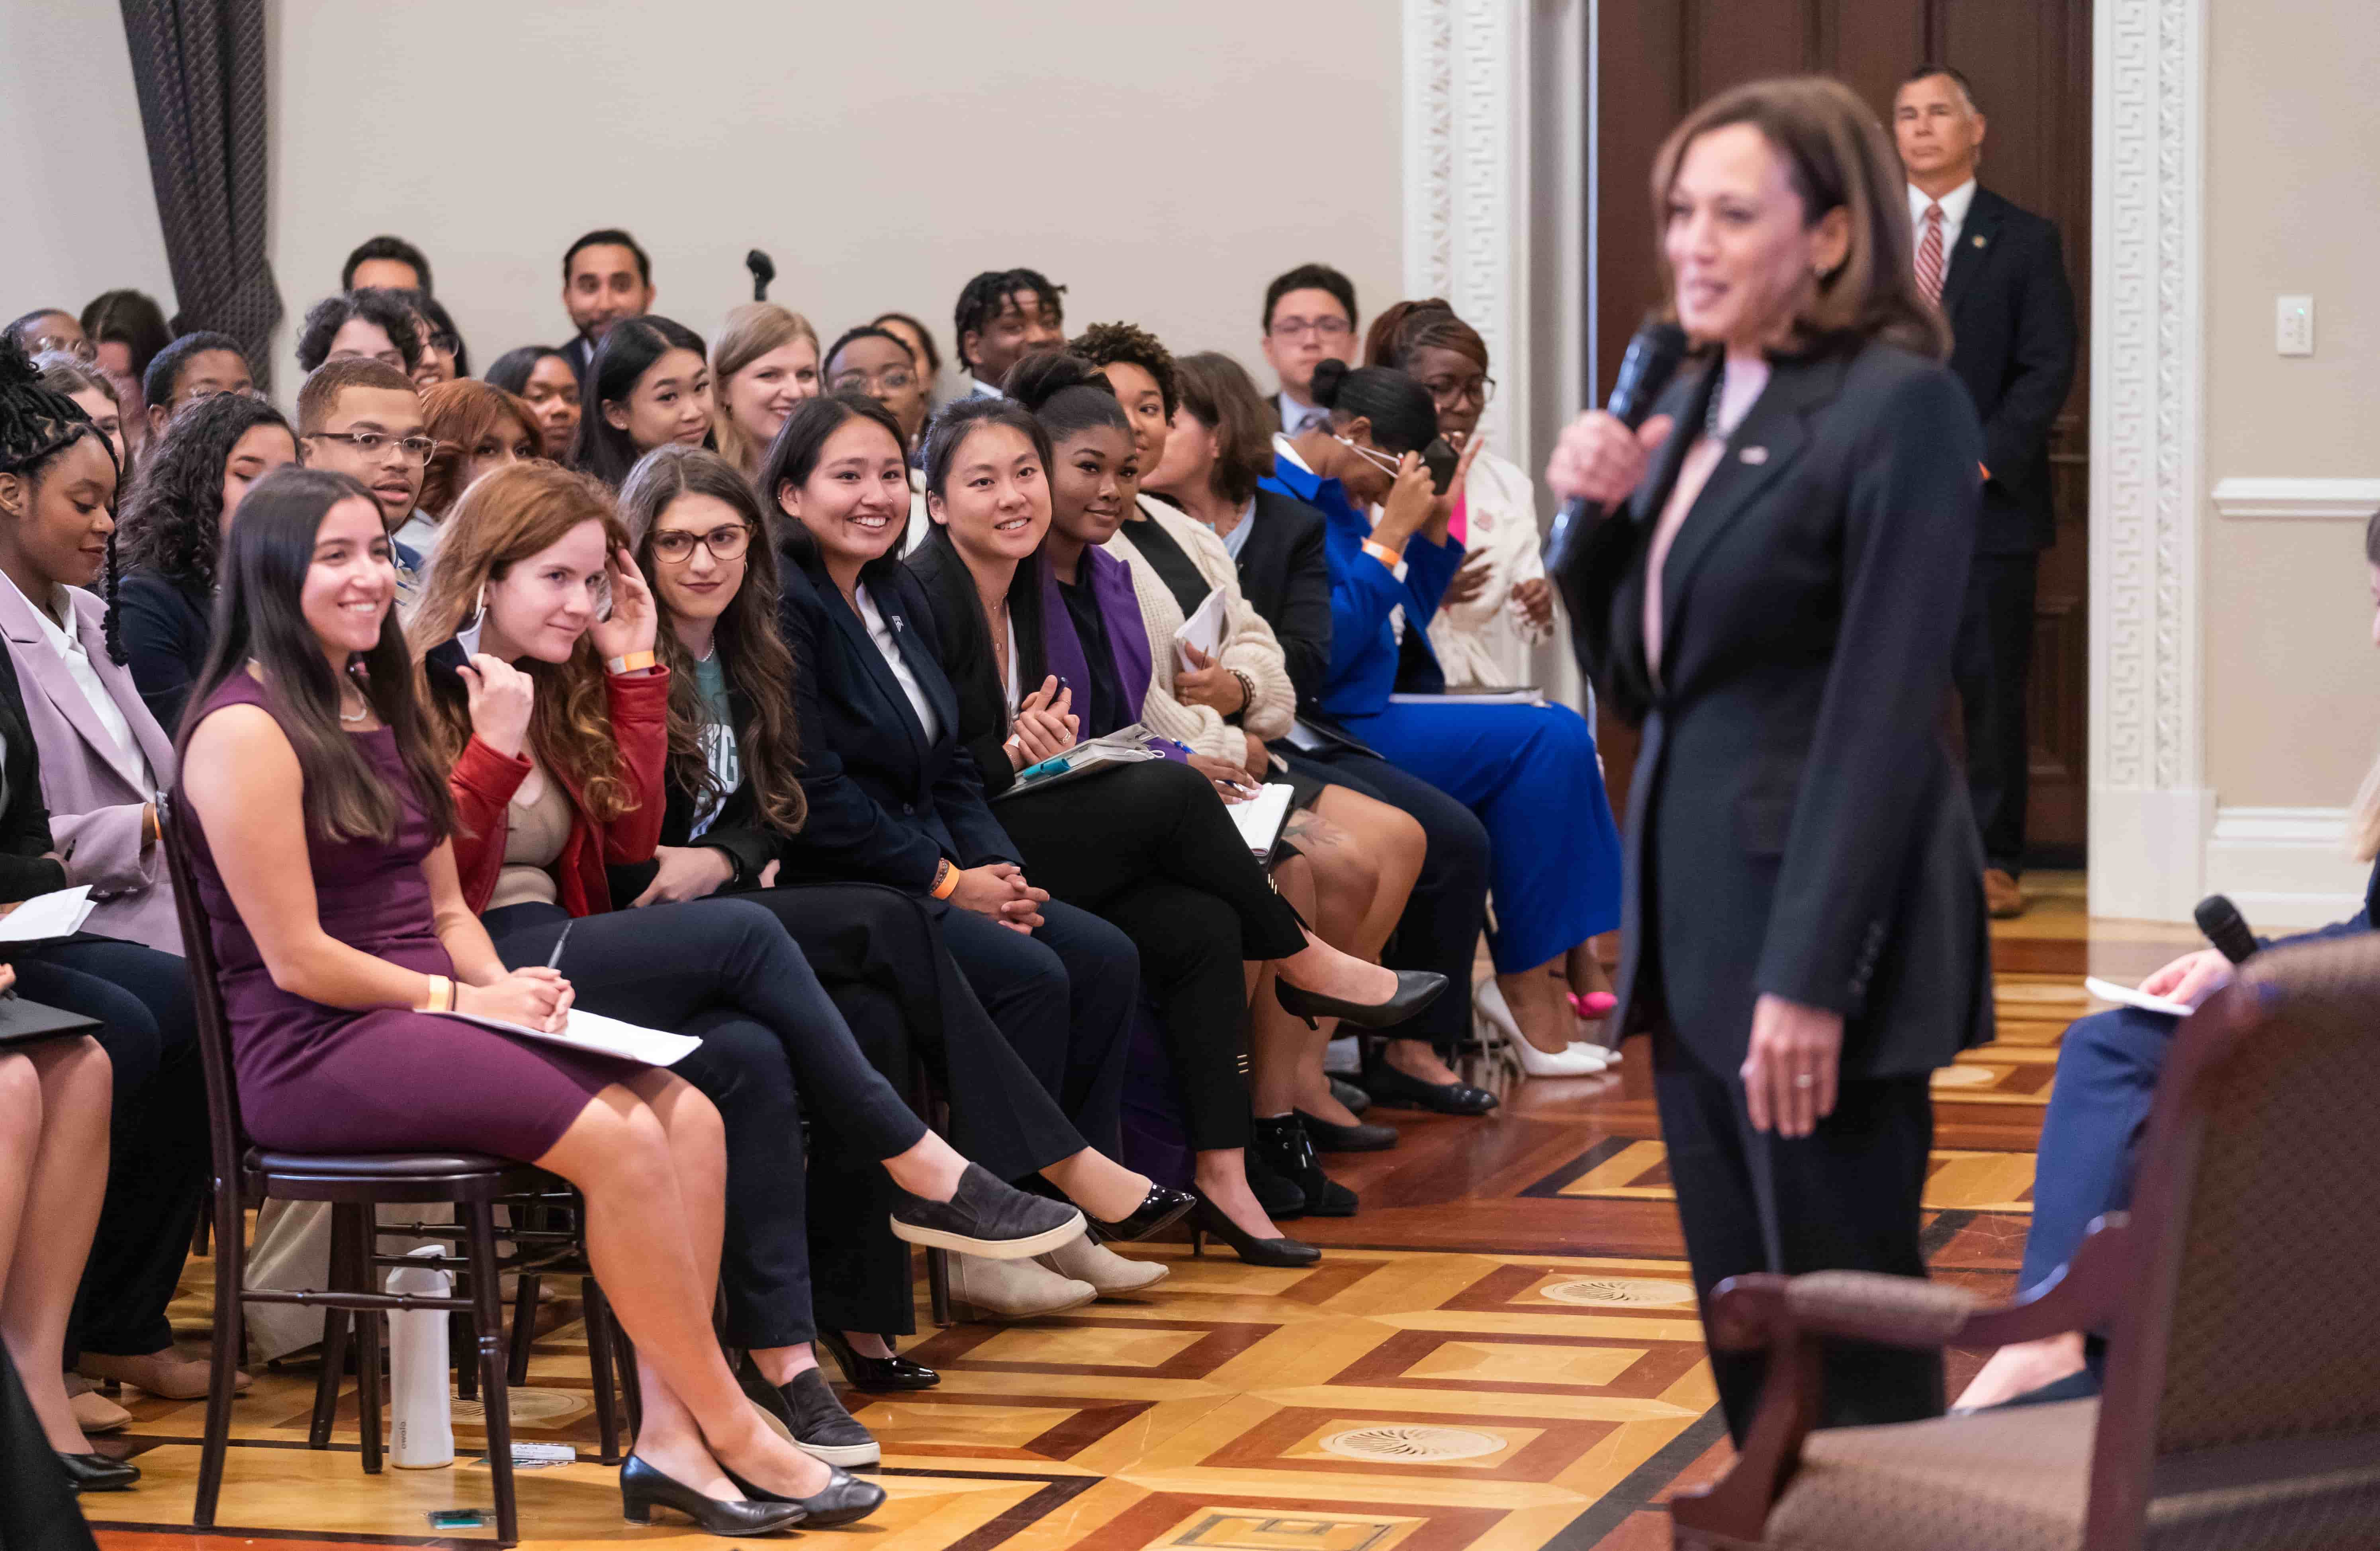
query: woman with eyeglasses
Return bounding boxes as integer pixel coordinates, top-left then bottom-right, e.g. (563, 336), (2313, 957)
(484, 346), (584, 464)
(403, 292), (468, 388)
(576, 317), (714, 487)
(113, 393), (299, 731)
(712, 305), (822, 482)
(1270, 358), (1625, 1081)
(613, 443), (1188, 1339)
(406, 461), (1092, 1483)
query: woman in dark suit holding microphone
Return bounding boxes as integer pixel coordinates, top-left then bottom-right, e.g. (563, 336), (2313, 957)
(1548, 76), (1991, 1440)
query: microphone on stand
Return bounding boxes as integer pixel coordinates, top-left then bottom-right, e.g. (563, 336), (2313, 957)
(2193, 894), (2260, 965)
(746, 249), (776, 302)
(1544, 317), (1690, 580)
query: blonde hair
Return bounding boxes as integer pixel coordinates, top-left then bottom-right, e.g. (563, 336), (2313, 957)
(1650, 75), (1949, 360)
(712, 302), (820, 476)
(406, 462), (638, 821)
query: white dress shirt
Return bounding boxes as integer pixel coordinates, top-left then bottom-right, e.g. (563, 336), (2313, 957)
(854, 583), (941, 744)
(1278, 390), (1326, 435)
(1908, 178), (1979, 258)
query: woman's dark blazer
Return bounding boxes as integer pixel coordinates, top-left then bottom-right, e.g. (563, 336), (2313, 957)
(0, 649), (69, 906)
(1229, 488), (1334, 713)
(1579, 338), (1993, 1082)
(772, 527), (1020, 891)
(905, 536), (1046, 801)
(114, 565), (213, 736)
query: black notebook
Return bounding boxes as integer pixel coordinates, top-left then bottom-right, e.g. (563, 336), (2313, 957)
(0, 995), (102, 1046)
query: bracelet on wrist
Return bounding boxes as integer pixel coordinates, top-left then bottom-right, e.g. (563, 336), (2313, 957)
(930, 858), (960, 899)
(606, 650), (657, 676)
(1361, 539), (1404, 571)
(418, 973), (453, 1013)
(1227, 668), (1255, 715)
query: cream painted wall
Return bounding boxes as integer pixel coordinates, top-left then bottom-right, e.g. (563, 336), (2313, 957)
(0, 4), (176, 321)
(262, 0), (1403, 401)
(2202, 0), (2380, 811)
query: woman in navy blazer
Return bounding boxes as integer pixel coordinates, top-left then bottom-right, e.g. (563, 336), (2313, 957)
(763, 395), (1143, 1180)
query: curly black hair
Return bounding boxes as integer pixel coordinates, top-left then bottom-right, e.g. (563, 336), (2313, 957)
(1068, 320), (1178, 420)
(295, 288), (423, 374)
(115, 391), (294, 592)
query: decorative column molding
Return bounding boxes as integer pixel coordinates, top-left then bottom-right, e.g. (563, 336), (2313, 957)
(1402, 0), (1530, 464)
(2090, 0), (2210, 921)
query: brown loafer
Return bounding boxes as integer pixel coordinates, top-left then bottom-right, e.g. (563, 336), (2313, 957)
(1983, 868), (2025, 919)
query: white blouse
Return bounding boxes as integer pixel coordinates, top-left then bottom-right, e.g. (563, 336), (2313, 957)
(855, 583), (941, 744)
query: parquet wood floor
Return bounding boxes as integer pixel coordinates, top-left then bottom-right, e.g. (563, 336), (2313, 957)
(86, 875), (2179, 1551)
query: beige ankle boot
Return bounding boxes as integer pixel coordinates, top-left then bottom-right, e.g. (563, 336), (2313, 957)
(1037, 1236), (1168, 1295)
(949, 1251), (1097, 1321)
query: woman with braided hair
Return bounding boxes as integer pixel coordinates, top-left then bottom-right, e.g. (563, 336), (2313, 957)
(0, 336), (230, 1484)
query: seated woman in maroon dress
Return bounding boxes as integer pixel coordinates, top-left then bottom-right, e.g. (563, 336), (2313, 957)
(171, 466), (1041, 1533)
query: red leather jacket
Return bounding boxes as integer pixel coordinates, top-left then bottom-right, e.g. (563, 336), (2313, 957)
(447, 668), (670, 916)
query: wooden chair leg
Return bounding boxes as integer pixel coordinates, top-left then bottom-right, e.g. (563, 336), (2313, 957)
(351, 1206), (384, 1475)
(583, 1277), (622, 1465)
(192, 1186), (213, 1258)
(466, 1203), (520, 1547)
(615, 1325), (643, 1442)
(310, 1207), (355, 1449)
(928, 1246), (953, 1328)
(454, 1283), (480, 1402)
(194, 1184), (246, 1527)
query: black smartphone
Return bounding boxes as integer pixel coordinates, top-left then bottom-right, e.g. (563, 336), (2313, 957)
(1421, 437), (1460, 494)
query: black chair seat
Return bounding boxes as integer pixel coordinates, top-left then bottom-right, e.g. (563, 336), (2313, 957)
(245, 1148), (546, 1202)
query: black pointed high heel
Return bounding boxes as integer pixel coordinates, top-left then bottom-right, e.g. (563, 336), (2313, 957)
(618, 1454), (806, 1534)
(1274, 968), (1448, 1030)
(1186, 1195), (1320, 1268)
(815, 1329), (939, 1391)
(55, 1450), (139, 1492)
(1082, 1182), (1196, 1243)
(721, 1461), (889, 1528)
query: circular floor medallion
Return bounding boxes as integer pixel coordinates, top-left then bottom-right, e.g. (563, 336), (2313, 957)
(451, 1388), (585, 1428)
(1537, 1276), (1697, 1307)
(1319, 1424), (1505, 1463)
(1930, 1064), (1998, 1089)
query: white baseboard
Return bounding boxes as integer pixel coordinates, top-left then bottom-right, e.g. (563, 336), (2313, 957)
(2203, 806), (2369, 928)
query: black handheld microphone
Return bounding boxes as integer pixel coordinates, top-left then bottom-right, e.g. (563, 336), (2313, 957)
(746, 249), (776, 302)
(1544, 317), (1690, 578)
(2193, 893), (2259, 965)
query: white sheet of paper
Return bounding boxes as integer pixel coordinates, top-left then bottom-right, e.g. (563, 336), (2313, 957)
(0, 885), (96, 943)
(2082, 976), (2197, 1019)
(1174, 587), (1229, 668)
(1228, 782), (1297, 858)
(429, 1008), (700, 1067)
(1388, 686), (1544, 706)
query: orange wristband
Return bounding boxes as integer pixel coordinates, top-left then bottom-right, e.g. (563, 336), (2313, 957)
(607, 650), (657, 675)
(930, 860), (960, 899)
(1361, 539), (1403, 571)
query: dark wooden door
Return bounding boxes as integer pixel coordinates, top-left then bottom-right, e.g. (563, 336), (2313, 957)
(1589, 0), (2090, 863)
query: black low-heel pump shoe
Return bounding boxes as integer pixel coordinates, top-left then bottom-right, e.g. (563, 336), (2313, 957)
(723, 1460), (889, 1528)
(1251, 1114), (1356, 1216)
(1296, 1107), (1398, 1152)
(619, 1455), (805, 1534)
(816, 1329), (939, 1392)
(738, 1355), (880, 1467)
(56, 1450), (139, 1492)
(1186, 1195), (1321, 1267)
(1083, 1181), (1196, 1243)
(1358, 1051), (1499, 1116)
(1274, 968), (1448, 1030)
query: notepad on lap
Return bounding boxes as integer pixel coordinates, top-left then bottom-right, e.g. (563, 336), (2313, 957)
(1388, 685), (1543, 706)
(1228, 783), (1297, 860)
(430, 1008), (699, 1067)
(2082, 976), (2196, 1019)
(1174, 588), (1229, 667)
(0, 885), (96, 945)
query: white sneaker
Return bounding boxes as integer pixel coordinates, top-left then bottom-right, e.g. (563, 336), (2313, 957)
(948, 1251), (1098, 1321)
(1475, 978), (1610, 1078)
(1038, 1236), (1169, 1295)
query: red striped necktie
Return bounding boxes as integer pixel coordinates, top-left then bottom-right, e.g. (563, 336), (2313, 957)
(1916, 202), (1946, 306)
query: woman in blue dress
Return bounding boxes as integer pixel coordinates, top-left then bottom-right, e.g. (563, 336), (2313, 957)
(1264, 358), (1623, 1065)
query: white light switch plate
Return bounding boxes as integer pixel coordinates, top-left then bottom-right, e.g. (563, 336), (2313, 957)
(2276, 294), (2315, 356)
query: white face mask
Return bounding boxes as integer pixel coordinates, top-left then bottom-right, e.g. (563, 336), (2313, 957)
(1334, 435), (1403, 478)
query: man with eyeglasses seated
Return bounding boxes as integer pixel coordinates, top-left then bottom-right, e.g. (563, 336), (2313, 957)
(1260, 264), (1361, 435)
(294, 358), (436, 602)
(824, 324), (935, 554)
(141, 332), (257, 437)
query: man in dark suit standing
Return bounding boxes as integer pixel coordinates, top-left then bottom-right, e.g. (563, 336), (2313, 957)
(1895, 65), (2076, 918)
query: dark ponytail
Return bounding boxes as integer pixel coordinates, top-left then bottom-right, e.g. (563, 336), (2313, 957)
(1308, 357), (1438, 456)
(1005, 349), (1129, 446)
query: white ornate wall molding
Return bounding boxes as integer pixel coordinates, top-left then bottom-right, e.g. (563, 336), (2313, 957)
(2090, 0), (2211, 922)
(1402, 0), (1529, 464)
(2204, 807), (2369, 927)
(2209, 477), (2380, 521)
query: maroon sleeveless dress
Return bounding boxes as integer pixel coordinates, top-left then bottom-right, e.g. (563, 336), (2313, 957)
(177, 675), (630, 1159)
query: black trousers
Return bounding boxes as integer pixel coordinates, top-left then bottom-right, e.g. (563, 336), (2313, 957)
(1651, 1034), (1942, 1443)
(1278, 746), (1491, 1048)
(1951, 551), (2039, 875)
(997, 758), (1307, 1152)
(728, 882), (1095, 1335)
(485, 898), (928, 1349)
(15, 935), (207, 1363)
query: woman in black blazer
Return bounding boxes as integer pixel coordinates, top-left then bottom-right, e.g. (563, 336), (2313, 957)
(1550, 77), (1991, 1441)
(110, 390), (298, 731)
